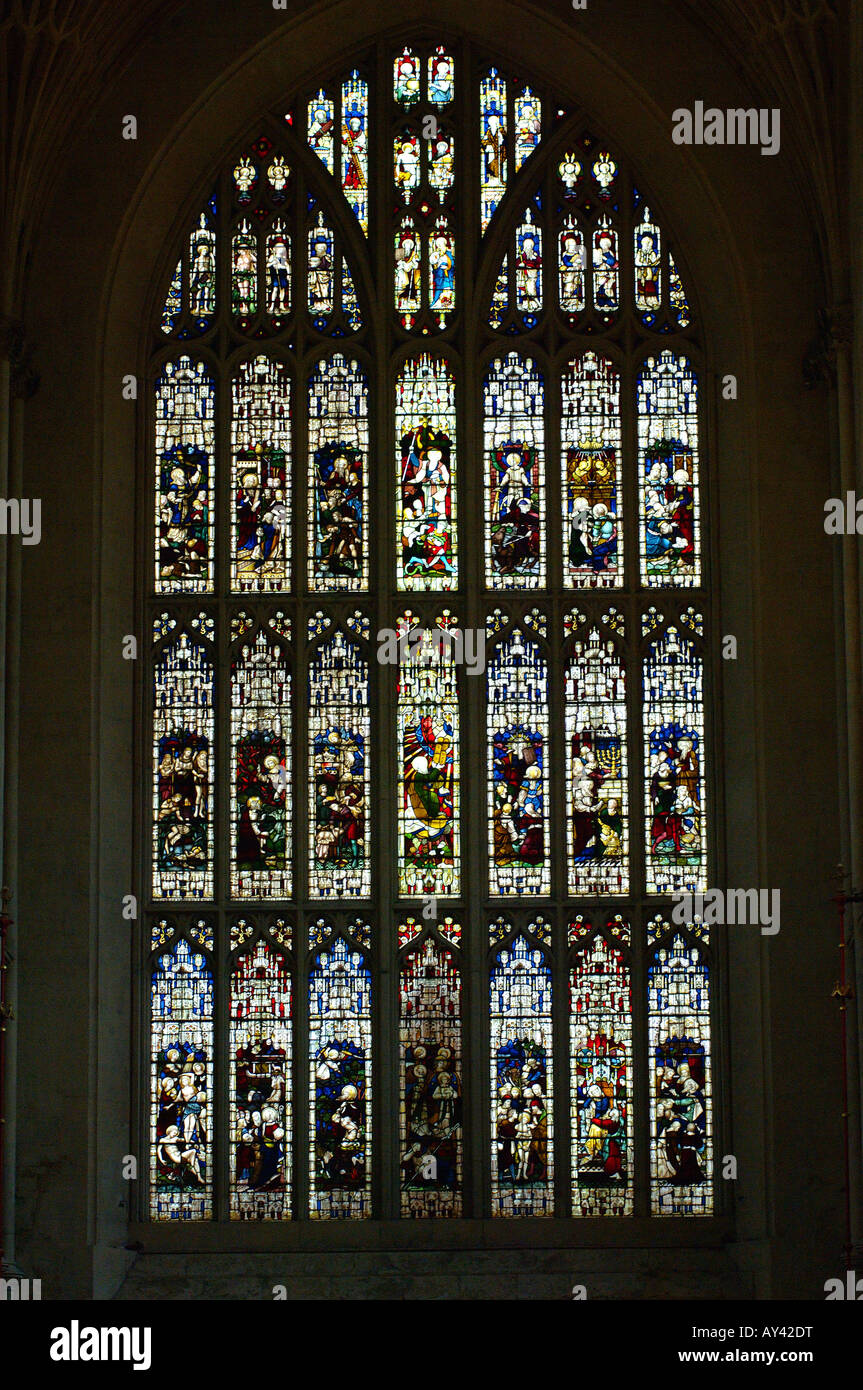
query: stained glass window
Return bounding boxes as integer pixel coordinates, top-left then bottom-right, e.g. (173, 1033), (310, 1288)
(147, 42), (714, 1228)
(480, 69), (507, 233)
(308, 629), (370, 898)
(396, 356), (457, 591)
(561, 353), (622, 589)
(564, 610), (628, 894)
(397, 614), (460, 897)
(153, 627), (214, 901)
(399, 918), (463, 1216)
(308, 91), (335, 173)
(155, 358), (214, 591)
(230, 623), (291, 899)
(570, 915), (633, 1215)
(643, 610), (706, 894)
(151, 935), (213, 1219)
(490, 922), (553, 1216)
(648, 916), (712, 1215)
(483, 353), (545, 587)
(487, 618), (550, 896)
(638, 352), (700, 586)
(308, 355), (369, 591)
(231, 357), (291, 592)
(341, 71), (369, 233)
(308, 921), (372, 1218)
(230, 933), (292, 1219)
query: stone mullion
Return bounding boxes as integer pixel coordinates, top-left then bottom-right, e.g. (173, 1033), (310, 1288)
(374, 37), (398, 1222)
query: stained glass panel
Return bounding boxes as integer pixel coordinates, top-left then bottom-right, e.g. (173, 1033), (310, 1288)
(395, 216), (422, 327)
(634, 206), (662, 320)
(394, 47), (421, 107)
(155, 358), (214, 591)
(428, 128), (454, 199)
(230, 940), (292, 1218)
(648, 919), (712, 1215)
(308, 91), (335, 174)
(151, 938), (213, 1219)
(188, 208), (216, 325)
(668, 251), (691, 326)
(396, 356), (457, 591)
(428, 214), (456, 327)
(230, 628), (291, 899)
(592, 214), (619, 317)
(487, 626), (550, 896)
(161, 259), (182, 334)
(264, 219), (291, 324)
(399, 920), (463, 1216)
(428, 47), (454, 105)
(309, 630), (370, 898)
(489, 253), (509, 328)
(480, 69), (507, 233)
(592, 151), (617, 198)
(638, 352), (700, 585)
(490, 929), (553, 1216)
(307, 211), (335, 321)
(558, 214), (586, 316)
(341, 71), (369, 232)
(561, 353), (622, 589)
(570, 917), (633, 1215)
(308, 355), (369, 591)
(565, 615), (628, 894)
(397, 615), (460, 897)
(483, 354), (545, 586)
(644, 616), (706, 894)
(515, 207), (542, 315)
(394, 130), (421, 201)
(232, 220), (258, 325)
(514, 87), (541, 170)
(309, 926), (372, 1218)
(153, 631), (214, 900)
(231, 356), (291, 592)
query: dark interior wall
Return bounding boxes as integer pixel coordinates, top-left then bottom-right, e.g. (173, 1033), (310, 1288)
(10, 0), (847, 1297)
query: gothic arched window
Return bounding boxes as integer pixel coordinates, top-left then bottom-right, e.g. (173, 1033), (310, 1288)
(146, 38), (713, 1225)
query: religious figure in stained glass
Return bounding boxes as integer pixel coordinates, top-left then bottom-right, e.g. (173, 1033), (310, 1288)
(490, 927), (553, 1216)
(487, 625), (550, 896)
(151, 937), (213, 1219)
(309, 924), (372, 1218)
(397, 616), (460, 897)
(399, 920), (463, 1216)
(230, 940), (292, 1219)
(397, 357), (457, 590)
(648, 918), (712, 1215)
(428, 49), (454, 106)
(570, 917), (632, 1215)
